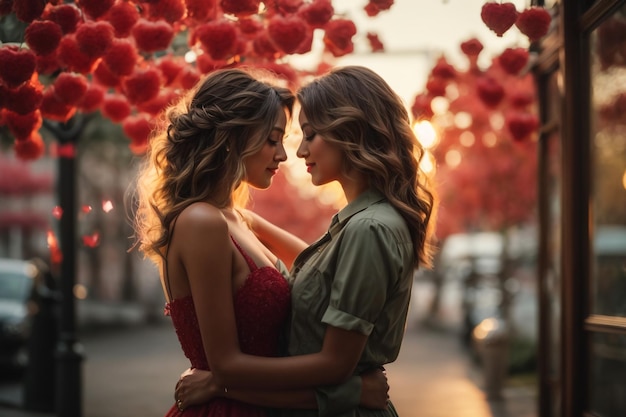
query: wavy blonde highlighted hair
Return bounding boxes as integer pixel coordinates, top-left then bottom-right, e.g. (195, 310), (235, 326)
(133, 68), (294, 266)
(297, 65), (437, 267)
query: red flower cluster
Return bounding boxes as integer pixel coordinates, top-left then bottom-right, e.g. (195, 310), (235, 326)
(481, 2), (551, 41)
(1, 0), (379, 161)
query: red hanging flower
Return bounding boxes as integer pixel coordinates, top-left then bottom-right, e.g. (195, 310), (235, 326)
(498, 47), (529, 75)
(43, 4), (81, 34)
(101, 94), (132, 122)
(221, 0), (260, 16)
(481, 2), (518, 37)
(146, 0), (186, 23)
(25, 20), (63, 56)
(76, 84), (106, 113)
(323, 19), (357, 57)
(194, 20), (240, 61)
(516, 7), (551, 42)
(57, 35), (99, 74)
(137, 90), (177, 116)
(239, 17), (263, 37)
(509, 90), (535, 108)
(177, 66), (201, 90)
(367, 32), (384, 53)
(506, 112), (539, 141)
(253, 32), (280, 60)
(268, 15), (309, 55)
(93, 61), (121, 88)
(103, 39), (138, 77)
(411, 93), (434, 120)
(75, 21), (115, 58)
(13, 0), (45, 23)
(460, 38), (483, 57)
(4, 109), (42, 140)
(476, 76), (505, 108)
(157, 56), (185, 85)
(14, 132), (45, 161)
(0, 46), (37, 88)
(104, 1), (140, 38)
(298, 0), (334, 28)
(4, 81), (43, 115)
(122, 113), (155, 147)
(53, 73), (88, 105)
(132, 19), (175, 53)
(276, 0), (304, 14)
(40, 88), (76, 122)
(431, 57), (457, 79)
(0, 0), (12, 16)
(364, 0), (394, 17)
(122, 68), (162, 105)
(36, 51), (61, 75)
(77, 0), (115, 20)
(185, 0), (218, 21)
(426, 77), (448, 97)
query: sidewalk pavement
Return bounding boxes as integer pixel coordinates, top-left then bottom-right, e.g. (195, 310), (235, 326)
(0, 301), (537, 417)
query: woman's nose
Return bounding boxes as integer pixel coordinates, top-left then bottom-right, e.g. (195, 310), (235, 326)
(296, 140), (308, 158)
(275, 143), (287, 161)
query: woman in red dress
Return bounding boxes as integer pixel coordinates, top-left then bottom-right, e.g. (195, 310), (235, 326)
(133, 68), (388, 417)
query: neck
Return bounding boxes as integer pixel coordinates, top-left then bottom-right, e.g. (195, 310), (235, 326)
(340, 176), (368, 203)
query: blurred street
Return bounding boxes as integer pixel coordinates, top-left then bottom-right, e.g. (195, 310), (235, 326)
(0, 308), (537, 417)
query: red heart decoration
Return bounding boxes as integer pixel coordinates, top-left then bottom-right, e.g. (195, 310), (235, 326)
(132, 19), (175, 53)
(0, 46), (36, 88)
(481, 2), (518, 37)
(194, 20), (239, 61)
(123, 114), (154, 144)
(53, 72), (88, 105)
(506, 112), (539, 141)
(75, 20), (114, 58)
(476, 76), (505, 108)
(516, 7), (552, 42)
(268, 15), (308, 54)
(122, 68), (161, 105)
(323, 19), (357, 57)
(498, 47), (529, 74)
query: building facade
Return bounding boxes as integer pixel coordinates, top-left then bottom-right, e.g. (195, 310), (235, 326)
(534, 0), (626, 416)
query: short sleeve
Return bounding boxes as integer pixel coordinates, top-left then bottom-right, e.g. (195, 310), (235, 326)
(321, 219), (401, 335)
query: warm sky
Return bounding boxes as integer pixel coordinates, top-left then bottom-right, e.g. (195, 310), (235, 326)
(288, 0), (530, 105)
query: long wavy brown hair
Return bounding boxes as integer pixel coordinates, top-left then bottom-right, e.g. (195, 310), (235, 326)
(297, 65), (437, 267)
(132, 68), (295, 266)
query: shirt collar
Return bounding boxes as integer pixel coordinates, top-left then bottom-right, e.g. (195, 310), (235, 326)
(330, 189), (386, 236)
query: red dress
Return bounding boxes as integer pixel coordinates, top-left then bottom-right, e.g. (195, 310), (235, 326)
(164, 238), (291, 416)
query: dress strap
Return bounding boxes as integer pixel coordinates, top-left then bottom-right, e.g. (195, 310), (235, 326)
(230, 235), (258, 272)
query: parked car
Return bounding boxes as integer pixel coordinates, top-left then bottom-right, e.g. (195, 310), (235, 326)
(0, 258), (40, 372)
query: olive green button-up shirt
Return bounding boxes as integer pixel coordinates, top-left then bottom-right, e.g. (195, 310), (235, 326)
(284, 189), (415, 417)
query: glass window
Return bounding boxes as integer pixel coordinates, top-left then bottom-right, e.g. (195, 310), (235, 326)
(590, 7), (626, 318)
(589, 332), (626, 415)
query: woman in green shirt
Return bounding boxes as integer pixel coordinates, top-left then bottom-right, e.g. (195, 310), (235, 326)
(175, 66), (436, 416)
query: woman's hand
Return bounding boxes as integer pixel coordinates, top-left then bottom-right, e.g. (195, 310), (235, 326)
(359, 367), (389, 409)
(175, 368), (221, 410)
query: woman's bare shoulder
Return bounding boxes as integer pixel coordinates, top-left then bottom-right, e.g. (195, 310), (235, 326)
(176, 202), (227, 235)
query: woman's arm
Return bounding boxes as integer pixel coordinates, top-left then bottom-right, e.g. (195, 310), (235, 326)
(175, 368), (389, 411)
(242, 209), (308, 268)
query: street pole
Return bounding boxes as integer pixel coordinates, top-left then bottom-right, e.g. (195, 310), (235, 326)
(46, 117), (86, 417)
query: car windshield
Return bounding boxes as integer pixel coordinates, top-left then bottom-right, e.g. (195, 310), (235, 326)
(0, 272), (31, 301)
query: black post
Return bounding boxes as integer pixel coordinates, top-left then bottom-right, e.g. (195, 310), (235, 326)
(46, 117), (87, 417)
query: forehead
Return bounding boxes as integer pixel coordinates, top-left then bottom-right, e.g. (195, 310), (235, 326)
(274, 106), (287, 128)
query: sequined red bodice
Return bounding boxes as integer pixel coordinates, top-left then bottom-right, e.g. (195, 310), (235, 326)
(164, 238), (291, 416)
